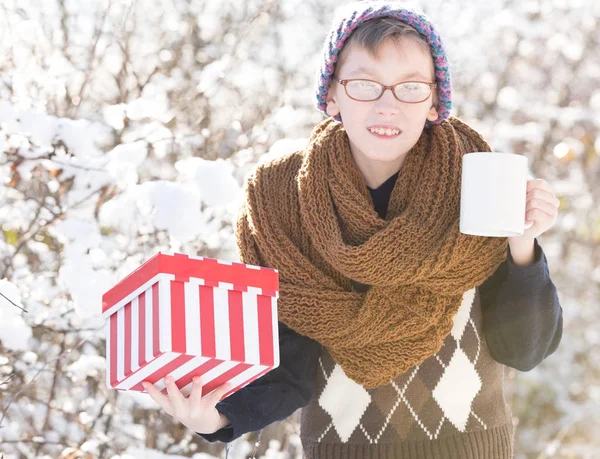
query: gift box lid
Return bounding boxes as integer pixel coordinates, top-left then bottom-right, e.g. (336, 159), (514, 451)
(101, 252), (279, 319)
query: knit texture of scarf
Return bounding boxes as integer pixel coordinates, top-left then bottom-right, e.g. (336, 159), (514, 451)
(235, 116), (509, 389)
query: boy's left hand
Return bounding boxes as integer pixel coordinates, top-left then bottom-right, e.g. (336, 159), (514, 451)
(510, 178), (560, 241)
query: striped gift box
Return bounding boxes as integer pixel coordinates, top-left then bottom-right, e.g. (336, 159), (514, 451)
(101, 252), (279, 400)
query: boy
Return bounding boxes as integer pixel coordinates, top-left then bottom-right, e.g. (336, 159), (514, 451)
(144, 2), (562, 457)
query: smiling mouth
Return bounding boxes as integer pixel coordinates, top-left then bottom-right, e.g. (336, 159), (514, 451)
(367, 127), (402, 138)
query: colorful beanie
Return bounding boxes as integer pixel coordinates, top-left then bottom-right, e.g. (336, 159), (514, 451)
(315, 1), (452, 128)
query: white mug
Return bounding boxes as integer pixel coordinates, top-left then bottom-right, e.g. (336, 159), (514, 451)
(460, 152), (534, 237)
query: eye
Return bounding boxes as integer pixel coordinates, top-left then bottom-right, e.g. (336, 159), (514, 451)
(345, 80), (383, 100)
(353, 80), (379, 89)
(393, 82), (433, 102)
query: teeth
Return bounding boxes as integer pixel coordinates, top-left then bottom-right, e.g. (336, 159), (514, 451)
(369, 127), (400, 136)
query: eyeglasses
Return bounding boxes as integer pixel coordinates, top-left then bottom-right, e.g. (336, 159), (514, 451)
(335, 78), (437, 104)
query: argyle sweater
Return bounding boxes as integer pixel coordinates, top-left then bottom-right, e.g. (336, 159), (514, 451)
(198, 170), (563, 458)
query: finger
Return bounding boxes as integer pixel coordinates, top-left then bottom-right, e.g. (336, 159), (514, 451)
(526, 188), (560, 208)
(164, 376), (187, 414)
(526, 207), (554, 223)
(526, 197), (558, 216)
(210, 382), (234, 404)
(142, 381), (173, 414)
(189, 376), (204, 406)
(526, 178), (551, 193)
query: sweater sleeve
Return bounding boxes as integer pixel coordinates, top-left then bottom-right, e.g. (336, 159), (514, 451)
(196, 320), (322, 443)
(479, 238), (563, 371)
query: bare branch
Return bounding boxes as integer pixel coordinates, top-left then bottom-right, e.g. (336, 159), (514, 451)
(0, 292), (27, 313)
(71, 0), (113, 118)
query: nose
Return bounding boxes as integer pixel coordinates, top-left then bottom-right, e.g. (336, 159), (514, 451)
(374, 88), (400, 116)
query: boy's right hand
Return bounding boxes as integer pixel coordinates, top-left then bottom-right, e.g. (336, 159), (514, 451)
(142, 375), (232, 434)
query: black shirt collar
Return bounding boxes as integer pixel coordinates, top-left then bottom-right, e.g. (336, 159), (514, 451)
(366, 170), (400, 220)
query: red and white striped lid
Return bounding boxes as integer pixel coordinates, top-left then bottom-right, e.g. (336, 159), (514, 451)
(102, 252), (279, 319)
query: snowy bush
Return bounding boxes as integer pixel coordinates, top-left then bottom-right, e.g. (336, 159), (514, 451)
(0, 0), (598, 458)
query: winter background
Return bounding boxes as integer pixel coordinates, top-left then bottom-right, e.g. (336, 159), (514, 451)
(0, 0), (598, 457)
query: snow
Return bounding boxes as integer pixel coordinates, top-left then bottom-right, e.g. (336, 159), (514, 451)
(0, 279), (31, 351)
(107, 141), (148, 188)
(0, 0), (598, 457)
(66, 355), (106, 382)
(196, 58), (229, 98)
(496, 86), (520, 111)
(126, 98), (169, 122)
(51, 219), (102, 250)
(104, 104), (128, 130)
(258, 138), (308, 167)
(98, 180), (208, 245)
(175, 157), (240, 207)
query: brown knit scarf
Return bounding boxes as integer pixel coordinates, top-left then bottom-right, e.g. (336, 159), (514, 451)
(235, 116), (508, 389)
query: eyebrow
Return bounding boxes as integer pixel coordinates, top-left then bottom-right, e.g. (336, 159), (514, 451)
(345, 66), (430, 80)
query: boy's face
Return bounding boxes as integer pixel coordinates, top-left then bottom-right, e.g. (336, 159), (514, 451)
(326, 37), (439, 171)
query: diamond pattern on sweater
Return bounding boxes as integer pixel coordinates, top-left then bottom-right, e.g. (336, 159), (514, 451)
(318, 363), (372, 442)
(461, 317), (482, 363)
(451, 287), (475, 339)
(314, 288), (488, 443)
(432, 347), (482, 431)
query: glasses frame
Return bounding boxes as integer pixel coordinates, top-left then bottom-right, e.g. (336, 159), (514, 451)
(335, 77), (437, 104)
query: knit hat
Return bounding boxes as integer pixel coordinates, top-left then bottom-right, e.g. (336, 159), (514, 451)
(315, 1), (452, 128)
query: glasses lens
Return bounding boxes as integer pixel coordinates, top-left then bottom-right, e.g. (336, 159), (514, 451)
(345, 80), (382, 101)
(394, 82), (431, 102)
